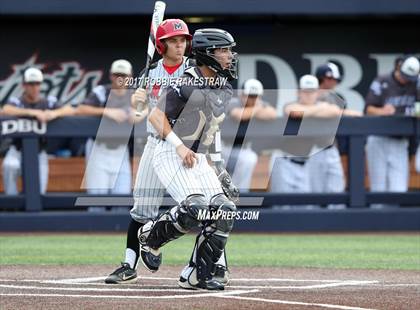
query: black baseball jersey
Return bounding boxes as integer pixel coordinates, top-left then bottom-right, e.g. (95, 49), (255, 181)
(138, 57), (194, 135)
(318, 90), (346, 109)
(157, 66), (232, 153)
(84, 84), (134, 148)
(365, 72), (418, 115)
(84, 84), (133, 112)
(6, 95), (62, 150)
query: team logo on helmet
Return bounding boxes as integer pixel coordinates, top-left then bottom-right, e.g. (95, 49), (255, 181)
(174, 22), (182, 30)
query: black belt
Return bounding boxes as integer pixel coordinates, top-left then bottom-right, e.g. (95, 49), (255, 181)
(149, 134), (164, 141)
(288, 158), (307, 166)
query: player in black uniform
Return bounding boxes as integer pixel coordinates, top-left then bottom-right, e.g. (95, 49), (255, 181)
(138, 28), (239, 290)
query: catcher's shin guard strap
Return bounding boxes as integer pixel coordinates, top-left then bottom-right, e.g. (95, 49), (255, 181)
(146, 212), (185, 249)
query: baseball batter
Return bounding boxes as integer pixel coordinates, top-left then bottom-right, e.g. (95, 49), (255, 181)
(365, 56), (419, 206)
(137, 28), (239, 290)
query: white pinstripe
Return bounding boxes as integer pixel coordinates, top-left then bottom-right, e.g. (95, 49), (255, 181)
(130, 136), (165, 222)
(131, 58), (189, 222)
(153, 141), (223, 204)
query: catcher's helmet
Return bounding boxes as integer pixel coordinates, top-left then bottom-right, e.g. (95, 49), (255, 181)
(155, 19), (192, 55)
(192, 28), (238, 80)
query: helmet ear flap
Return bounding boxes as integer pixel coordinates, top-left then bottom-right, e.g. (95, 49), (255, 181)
(156, 38), (164, 55)
(162, 40), (168, 55)
(185, 40), (192, 56)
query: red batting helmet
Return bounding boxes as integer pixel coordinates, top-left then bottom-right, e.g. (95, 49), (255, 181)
(155, 19), (192, 55)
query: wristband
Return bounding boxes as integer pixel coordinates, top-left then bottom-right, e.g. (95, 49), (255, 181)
(166, 131), (183, 148)
(210, 153), (222, 162)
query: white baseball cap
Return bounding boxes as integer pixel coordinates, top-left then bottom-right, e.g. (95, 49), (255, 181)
(400, 56), (420, 82)
(110, 59), (132, 75)
(299, 75), (319, 90)
(243, 78), (264, 96)
(23, 67), (43, 83)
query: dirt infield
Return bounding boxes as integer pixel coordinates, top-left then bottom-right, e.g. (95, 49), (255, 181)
(0, 265), (419, 310)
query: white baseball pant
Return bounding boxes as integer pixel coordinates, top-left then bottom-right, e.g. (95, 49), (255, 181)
(131, 135), (165, 223)
(2, 145), (48, 195)
(222, 143), (258, 192)
(84, 139), (132, 194)
(366, 136), (409, 192)
(153, 140), (223, 203)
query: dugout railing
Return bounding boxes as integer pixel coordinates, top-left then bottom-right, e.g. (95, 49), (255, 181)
(0, 116), (420, 232)
(0, 116), (420, 211)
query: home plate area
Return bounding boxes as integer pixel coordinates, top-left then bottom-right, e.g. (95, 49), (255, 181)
(0, 266), (419, 309)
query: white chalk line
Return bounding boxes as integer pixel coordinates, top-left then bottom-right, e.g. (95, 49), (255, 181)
(0, 276), (380, 284)
(0, 282), (380, 310)
(228, 281), (378, 290)
(380, 283), (420, 287)
(0, 284), (202, 293)
(0, 278), (379, 290)
(0, 279), (180, 287)
(216, 295), (377, 310)
(0, 281), (378, 292)
(132, 276), (377, 283)
(0, 277), (398, 310)
(46, 276), (106, 284)
(0, 289), (259, 300)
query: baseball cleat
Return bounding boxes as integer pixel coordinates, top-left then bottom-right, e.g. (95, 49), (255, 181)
(104, 262), (137, 284)
(214, 264), (230, 285)
(139, 245), (162, 273)
(178, 276), (225, 291)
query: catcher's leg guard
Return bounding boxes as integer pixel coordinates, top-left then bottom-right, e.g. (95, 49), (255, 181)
(138, 194), (208, 272)
(184, 194), (236, 287)
(140, 194), (208, 249)
(214, 251), (230, 285)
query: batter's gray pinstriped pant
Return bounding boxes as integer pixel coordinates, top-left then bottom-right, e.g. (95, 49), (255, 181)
(130, 135), (166, 223)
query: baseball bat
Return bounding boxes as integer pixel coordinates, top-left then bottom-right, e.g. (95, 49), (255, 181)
(136, 0), (166, 116)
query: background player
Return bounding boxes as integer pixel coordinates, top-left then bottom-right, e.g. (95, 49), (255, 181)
(138, 28), (239, 290)
(365, 56), (419, 208)
(2, 68), (75, 195)
(104, 19), (194, 283)
(222, 78), (276, 192)
(309, 63), (362, 208)
(78, 59), (137, 212)
(272, 75), (360, 209)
